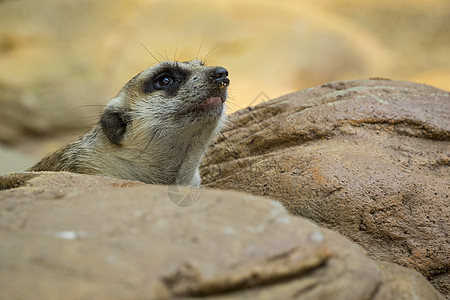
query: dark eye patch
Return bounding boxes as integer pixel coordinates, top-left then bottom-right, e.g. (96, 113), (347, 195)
(154, 74), (173, 89)
(142, 66), (190, 97)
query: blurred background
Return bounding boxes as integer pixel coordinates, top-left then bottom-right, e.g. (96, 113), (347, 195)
(0, 0), (449, 173)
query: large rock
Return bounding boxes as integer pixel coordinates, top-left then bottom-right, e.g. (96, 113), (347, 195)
(201, 79), (450, 296)
(0, 172), (443, 299)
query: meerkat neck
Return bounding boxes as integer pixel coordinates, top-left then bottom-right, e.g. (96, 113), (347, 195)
(134, 122), (221, 186)
(79, 122), (220, 186)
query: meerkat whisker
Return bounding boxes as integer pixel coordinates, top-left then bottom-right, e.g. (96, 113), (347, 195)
(202, 42), (223, 65)
(196, 31), (207, 60)
(139, 43), (161, 63)
(173, 40), (179, 61)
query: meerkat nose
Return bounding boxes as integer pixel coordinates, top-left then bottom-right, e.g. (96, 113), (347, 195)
(211, 67), (229, 78)
(210, 67), (230, 88)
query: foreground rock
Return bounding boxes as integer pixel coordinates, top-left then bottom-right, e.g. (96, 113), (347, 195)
(201, 79), (450, 296)
(0, 172), (443, 299)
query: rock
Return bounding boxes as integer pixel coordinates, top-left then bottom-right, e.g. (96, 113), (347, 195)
(201, 79), (450, 296)
(0, 144), (36, 174)
(0, 82), (45, 144)
(0, 79), (104, 145)
(376, 261), (446, 300)
(320, 227), (444, 300)
(0, 172), (443, 299)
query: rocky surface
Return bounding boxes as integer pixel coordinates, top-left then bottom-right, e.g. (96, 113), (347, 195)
(201, 79), (450, 296)
(0, 172), (443, 299)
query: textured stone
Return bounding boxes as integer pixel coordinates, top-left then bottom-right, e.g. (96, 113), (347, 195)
(201, 79), (450, 296)
(376, 261), (446, 300)
(0, 172), (443, 299)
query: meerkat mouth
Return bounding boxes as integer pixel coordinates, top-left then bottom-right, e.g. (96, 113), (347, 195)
(187, 96), (225, 113)
(199, 96), (224, 108)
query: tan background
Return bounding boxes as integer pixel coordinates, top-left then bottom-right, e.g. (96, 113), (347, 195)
(0, 0), (449, 171)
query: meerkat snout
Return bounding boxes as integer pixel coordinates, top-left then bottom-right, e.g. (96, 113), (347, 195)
(210, 67), (230, 88)
(29, 59), (230, 187)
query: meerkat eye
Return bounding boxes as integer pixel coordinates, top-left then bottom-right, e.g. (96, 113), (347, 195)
(155, 74), (174, 89)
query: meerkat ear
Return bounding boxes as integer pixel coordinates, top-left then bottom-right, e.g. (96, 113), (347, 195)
(100, 107), (131, 145)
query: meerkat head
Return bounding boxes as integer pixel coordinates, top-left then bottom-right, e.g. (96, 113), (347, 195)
(28, 59), (229, 186)
(100, 59), (229, 146)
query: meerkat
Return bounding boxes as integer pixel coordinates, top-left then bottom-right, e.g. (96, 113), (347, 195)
(28, 59), (230, 186)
